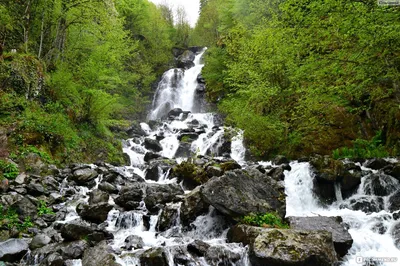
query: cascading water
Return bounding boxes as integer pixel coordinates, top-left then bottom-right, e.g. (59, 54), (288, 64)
(285, 162), (400, 266)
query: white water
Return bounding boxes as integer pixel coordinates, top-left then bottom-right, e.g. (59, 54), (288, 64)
(285, 162), (400, 266)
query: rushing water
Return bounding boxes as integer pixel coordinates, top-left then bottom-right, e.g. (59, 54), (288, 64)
(45, 47), (400, 266)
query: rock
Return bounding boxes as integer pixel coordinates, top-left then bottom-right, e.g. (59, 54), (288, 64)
(392, 222), (400, 249)
(42, 253), (64, 266)
(30, 234), (51, 249)
(167, 108), (183, 118)
(115, 183), (145, 210)
(157, 203), (181, 231)
(272, 155), (289, 165)
(201, 168), (286, 219)
(0, 178), (9, 192)
(145, 164), (160, 181)
(388, 190), (400, 212)
(140, 247), (169, 266)
(82, 241), (120, 266)
(11, 196), (37, 220)
(195, 83), (206, 93)
(220, 161), (241, 171)
(126, 122), (147, 137)
(310, 156), (347, 182)
(144, 183), (184, 212)
(227, 224), (266, 246)
(174, 142), (193, 158)
(363, 173), (398, 196)
(78, 203), (113, 224)
(177, 50), (195, 69)
(206, 165), (223, 178)
(342, 196), (384, 214)
(15, 172), (28, 184)
(205, 245), (242, 265)
(288, 216), (353, 257)
(364, 158), (389, 170)
(197, 73), (205, 83)
(172, 47), (185, 58)
(59, 240), (88, 260)
(144, 152), (161, 162)
(98, 182), (118, 194)
(23, 153), (46, 174)
(268, 167), (285, 181)
(187, 240), (210, 257)
(70, 167), (98, 185)
(250, 229), (337, 266)
(144, 138), (163, 152)
(88, 189), (109, 205)
(124, 235), (144, 250)
(383, 163), (400, 181)
(0, 238), (29, 262)
(60, 219), (95, 241)
(180, 187), (209, 226)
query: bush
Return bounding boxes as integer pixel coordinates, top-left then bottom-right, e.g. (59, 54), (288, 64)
(242, 212), (289, 228)
(0, 159), (19, 179)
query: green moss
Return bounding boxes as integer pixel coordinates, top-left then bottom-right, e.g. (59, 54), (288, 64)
(241, 212), (289, 229)
(0, 160), (19, 180)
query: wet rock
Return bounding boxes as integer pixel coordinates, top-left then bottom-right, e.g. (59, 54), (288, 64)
(140, 247), (169, 266)
(201, 168), (286, 219)
(172, 47), (185, 58)
(195, 83), (206, 93)
(82, 241), (120, 266)
(171, 161), (208, 190)
(11, 196), (37, 220)
(268, 166), (285, 181)
(250, 229), (337, 266)
(168, 108), (183, 118)
(197, 73), (205, 83)
(145, 164), (160, 181)
(88, 189), (109, 205)
(363, 173), (398, 196)
(180, 187), (209, 226)
(177, 50), (195, 69)
(124, 235), (144, 250)
(144, 152), (161, 162)
(144, 138), (163, 152)
(27, 180), (46, 196)
(272, 155), (289, 165)
(392, 222), (400, 249)
(187, 240), (210, 257)
(205, 245), (242, 265)
(0, 238), (29, 262)
(343, 196), (385, 214)
(42, 253), (64, 266)
(206, 165), (223, 178)
(77, 203), (113, 224)
(30, 234), (51, 250)
(60, 219), (95, 241)
(115, 183), (145, 210)
(220, 161), (241, 172)
(144, 183), (184, 212)
(98, 182), (118, 194)
(388, 190), (400, 212)
(157, 203), (181, 231)
(70, 167), (98, 185)
(60, 240), (88, 260)
(364, 158), (389, 170)
(227, 224), (267, 246)
(126, 122), (147, 137)
(310, 156), (347, 182)
(288, 216), (353, 257)
(175, 142), (193, 158)
(383, 163), (400, 181)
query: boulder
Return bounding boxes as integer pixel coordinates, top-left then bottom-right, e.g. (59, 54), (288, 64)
(145, 164), (160, 181)
(70, 167), (98, 185)
(272, 155), (289, 165)
(124, 235), (144, 250)
(140, 247), (169, 266)
(144, 152), (161, 162)
(180, 187), (210, 226)
(115, 183), (145, 210)
(11, 196), (37, 220)
(26, 181), (46, 196)
(175, 142), (193, 158)
(201, 168), (286, 219)
(59, 240), (88, 260)
(364, 158), (390, 170)
(341, 196), (384, 214)
(144, 183), (184, 212)
(126, 122), (147, 137)
(82, 241), (120, 266)
(167, 108), (183, 118)
(187, 240), (210, 257)
(88, 189), (109, 205)
(383, 163), (400, 181)
(30, 234), (51, 249)
(177, 50), (195, 69)
(0, 238), (29, 262)
(144, 138), (163, 152)
(250, 229), (337, 266)
(98, 182), (118, 194)
(268, 166), (285, 181)
(392, 222), (400, 249)
(60, 219), (95, 241)
(388, 190), (400, 212)
(288, 216), (353, 257)
(227, 225), (266, 246)
(78, 203), (113, 224)
(157, 203), (181, 232)
(363, 173), (398, 196)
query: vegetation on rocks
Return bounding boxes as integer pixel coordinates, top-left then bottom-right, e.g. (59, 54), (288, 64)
(241, 212), (289, 229)
(194, 0), (400, 160)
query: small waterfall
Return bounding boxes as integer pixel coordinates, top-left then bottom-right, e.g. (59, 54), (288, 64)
(334, 182), (343, 202)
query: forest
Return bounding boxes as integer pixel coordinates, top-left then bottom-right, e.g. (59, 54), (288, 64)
(0, 0), (399, 166)
(195, 0), (400, 159)
(0, 0), (191, 165)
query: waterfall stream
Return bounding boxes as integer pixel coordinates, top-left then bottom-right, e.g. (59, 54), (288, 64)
(25, 47), (400, 266)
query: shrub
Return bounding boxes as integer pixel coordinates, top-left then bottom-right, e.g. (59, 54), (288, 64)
(0, 159), (19, 179)
(241, 212), (289, 228)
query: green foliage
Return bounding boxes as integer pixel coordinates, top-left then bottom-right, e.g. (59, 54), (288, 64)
(0, 160), (19, 180)
(37, 200), (55, 216)
(333, 131), (389, 159)
(0, 205), (32, 233)
(242, 212), (289, 229)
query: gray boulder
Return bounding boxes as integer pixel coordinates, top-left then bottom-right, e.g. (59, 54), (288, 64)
(70, 167), (98, 185)
(115, 183), (145, 210)
(124, 235), (144, 250)
(60, 219), (95, 241)
(0, 238), (29, 262)
(82, 241), (120, 266)
(250, 229), (337, 266)
(88, 189), (109, 205)
(140, 247), (169, 266)
(288, 216), (353, 257)
(30, 234), (51, 249)
(77, 203), (113, 224)
(180, 186), (210, 226)
(11, 196), (37, 220)
(177, 50), (195, 69)
(201, 168), (286, 219)
(59, 240), (88, 260)
(144, 183), (184, 212)
(144, 138), (163, 152)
